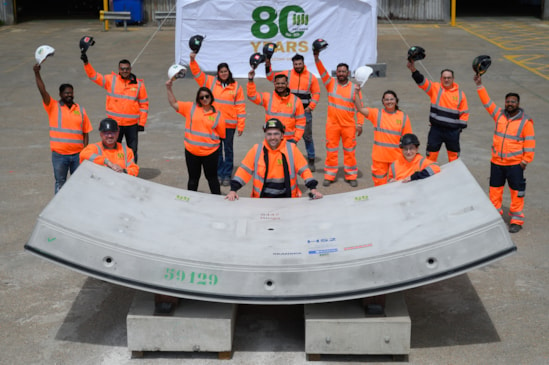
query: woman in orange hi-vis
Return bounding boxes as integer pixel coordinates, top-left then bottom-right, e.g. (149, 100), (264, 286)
(354, 84), (413, 186)
(166, 82), (226, 194)
(189, 52), (246, 187)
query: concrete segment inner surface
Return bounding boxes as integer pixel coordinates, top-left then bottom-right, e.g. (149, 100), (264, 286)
(1, 18), (548, 364)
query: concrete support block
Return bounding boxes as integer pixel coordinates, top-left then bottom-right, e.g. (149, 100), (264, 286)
(304, 292), (410, 356)
(127, 291), (237, 355)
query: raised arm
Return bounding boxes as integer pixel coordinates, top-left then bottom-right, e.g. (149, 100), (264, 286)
(33, 64), (51, 105)
(165, 80), (179, 111)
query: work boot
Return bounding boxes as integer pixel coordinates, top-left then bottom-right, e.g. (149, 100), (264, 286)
(322, 179), (332, 187)
(346, 179), (358, 187)
(509, 223), (522, 233)
(308, 158), (316, 172)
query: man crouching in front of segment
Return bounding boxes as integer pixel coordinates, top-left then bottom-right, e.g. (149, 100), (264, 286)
(226, 118), (322, 200)
(388, 133), (440, 183)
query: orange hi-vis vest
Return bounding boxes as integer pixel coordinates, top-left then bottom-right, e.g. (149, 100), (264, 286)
(190, 60), (246, 132)
(177, 101), (226, 156)
(366, 108), (413, 163)
(247, 82), (306, 141)
(388, 154), (440, 181)
(79, 142), (139, 176)
(43, 99), (92, 155)
(315, 59), (364, 127)
(233, 140), (313, 198)
(477, 86), (535, 166)
(418, 78), (468, 129)
(84, 63), (149, 127)
(266, 65), (320, 110)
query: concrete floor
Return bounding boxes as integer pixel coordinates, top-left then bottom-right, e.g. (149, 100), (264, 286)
(1, 18), (548, 364)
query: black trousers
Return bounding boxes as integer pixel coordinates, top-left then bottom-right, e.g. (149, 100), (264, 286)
(185, 148), (221, 194)
(117, 123), (139, 162)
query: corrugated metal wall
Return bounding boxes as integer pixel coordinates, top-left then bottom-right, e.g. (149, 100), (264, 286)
(377, 0), (450, 22)
(0, 0), (15, 25)
(143, 0), (176, 24)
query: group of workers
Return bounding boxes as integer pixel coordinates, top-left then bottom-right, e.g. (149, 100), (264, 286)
(33, 40), (535, 237)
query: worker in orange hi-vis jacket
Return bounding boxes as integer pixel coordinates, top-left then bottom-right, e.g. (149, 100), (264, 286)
(314, 50), (364, 188)
(33, 63), (93, 194)
(354, 84), (413, 186)
(407, 59), (468, 163)
(388, 134), (440, 183)
(225, 118), (322, 201)
(79, 118), (139, 177)
(474, 74), (535, 234)
(82, 54), (148, 163)
(265, 53), (321, 172)
(247, 69), (306, 144)
(189, 51), (246, 187)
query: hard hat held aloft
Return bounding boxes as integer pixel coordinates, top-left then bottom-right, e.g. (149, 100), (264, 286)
(249, 52), (266, 69)
(400, 133), (420, 148)
(35, 45), (55, 65)
(312, 38), (328, 53)
(168, 64), (187, 81)
(407, 46), (426, 62)
(189, 35), (205, 53)
(99, 118), (119, 133)
(263, 118), (286, 133)
(354, 66), (374, 88)
(472, 55), (491, 76)
(79, 36), (95, 53)
(262, 42), (277, 60)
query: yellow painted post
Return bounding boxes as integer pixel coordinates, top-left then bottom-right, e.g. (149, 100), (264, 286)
(103, 0), (109, 31)
(451, 0), (456, 26)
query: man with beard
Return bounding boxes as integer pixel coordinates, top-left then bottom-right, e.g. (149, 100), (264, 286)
(474, 74), (535, 233)
(81, 55), (148, 162)
(265, 54), (320, 171)
(79, 118), (139, 177)
(247, 70), (306, 144)
(314, 51), (364, 187)
(33, 63), (93, 194)
(225, 118), (322, 200)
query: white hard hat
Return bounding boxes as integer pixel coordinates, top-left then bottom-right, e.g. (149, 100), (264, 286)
(35, 45), (55, 65)
(354, 66), (374, 88)
(168, 64), (187, 81)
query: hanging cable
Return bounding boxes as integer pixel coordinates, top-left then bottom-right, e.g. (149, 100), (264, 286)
(132, 5), (177, 66)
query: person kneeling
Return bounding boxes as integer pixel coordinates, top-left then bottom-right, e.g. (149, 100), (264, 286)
(388, 133), (440, 183)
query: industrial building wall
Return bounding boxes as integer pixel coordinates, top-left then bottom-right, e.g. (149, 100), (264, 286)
(377, 0), (450, 22)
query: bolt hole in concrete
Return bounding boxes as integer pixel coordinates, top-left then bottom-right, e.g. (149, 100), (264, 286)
(264, 279), (275, 290)
(103, 256), (114, 267)
(426, 257), (438, 269)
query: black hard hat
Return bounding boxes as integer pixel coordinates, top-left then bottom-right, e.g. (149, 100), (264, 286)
(99, 118), (119, 132)
(189, 35), (205, 53)
(407, 46), (426, 62)
(400, 133), (420, 148)
(263, 42), (277, 59)
(79, 35), (95, 53)
(312, 38), (328, 53)
(263, 118), (285, 133)
(472, 55), (491, 76)
(249, 52), (266, 69)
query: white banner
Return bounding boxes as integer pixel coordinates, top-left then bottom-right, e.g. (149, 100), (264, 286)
(175, 0), (377, 78)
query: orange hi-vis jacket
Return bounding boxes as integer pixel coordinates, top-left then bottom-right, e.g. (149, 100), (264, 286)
(84, 63), (149, 127)
(416, 76), (468, 129)
(233, 140), (314, 198)
(79, 142), (139, 176)
(266, 65), (320, 111)
(315, 59), (364, 127)
(43, 99), (93, 155)
(190, 60), (246, 132)
(477, 86), (535, 166)
(247, 82), (306, 142)
(365, 108), (412, 163)
(388, 154), (440, 181)
(176, 101), (226, 156)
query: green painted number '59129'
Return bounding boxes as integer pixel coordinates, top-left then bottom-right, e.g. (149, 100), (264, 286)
(164, 268), (218, 286)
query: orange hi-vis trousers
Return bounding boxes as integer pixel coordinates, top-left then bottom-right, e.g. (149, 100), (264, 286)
(324, 122), (357, 181)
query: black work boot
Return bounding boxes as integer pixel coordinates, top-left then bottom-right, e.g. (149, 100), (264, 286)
(308, 158), (316, 172)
